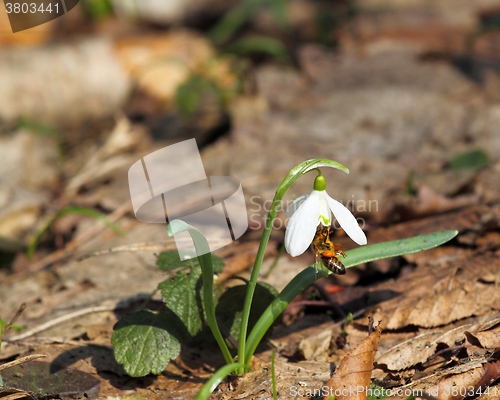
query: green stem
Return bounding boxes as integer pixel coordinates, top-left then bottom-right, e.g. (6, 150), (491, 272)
(236, 197), (277, 373)
(199, 251), (234, 365)
(237, 159), (348, 372)
(168, 221), (233, 365)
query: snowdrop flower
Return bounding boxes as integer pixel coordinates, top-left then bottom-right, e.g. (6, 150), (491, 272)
(285, 173), (367, 257)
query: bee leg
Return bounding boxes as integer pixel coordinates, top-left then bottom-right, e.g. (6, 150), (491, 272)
(332, 243), (346, 258)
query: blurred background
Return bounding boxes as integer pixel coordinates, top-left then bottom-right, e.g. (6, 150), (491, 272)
(1, 0), (498, 256)
(0, 0), (500, 268)
(1, 0), (500, 283)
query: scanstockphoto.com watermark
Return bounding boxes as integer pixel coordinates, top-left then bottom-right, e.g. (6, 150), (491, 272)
(248, 195), (379, 231)
(288, 384), (497, 399)
(289, 385), (423, 398)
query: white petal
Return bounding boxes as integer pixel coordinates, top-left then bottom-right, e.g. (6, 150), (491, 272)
(284, 191), (321, 256)
(316, 191), (331, 225)
(284, 193), (310, 220)
(325, 194), (367, 245)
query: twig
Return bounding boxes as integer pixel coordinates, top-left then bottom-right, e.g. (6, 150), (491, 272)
(77, 242), (176, 261)
(0, 354), (46, 371)
(6, 305), (115, 342)
(77, 236), (231, 261)
(17, 337), (113, 348)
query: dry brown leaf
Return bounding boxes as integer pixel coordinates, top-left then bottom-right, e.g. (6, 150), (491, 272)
(372, 253), (500, 330)
(324, 326), (382, 400)
(466, 324), (500, 349)
(433, 366), (486, 400)
(0, 387), (34, 400)
(376, 314), (500, 372)
(0, 130), (61, 247)
(476, 383), (500, 399)
(266, 315), (337, 361)
(298, 328), (333, 362)
(373, 204), (497, 246)
(476, 361), (500, 393)
(64, 118), (149, 199)
(395, 185), (479, 219)
(375, 331), (443, 371)
(398, 359), (488, 398)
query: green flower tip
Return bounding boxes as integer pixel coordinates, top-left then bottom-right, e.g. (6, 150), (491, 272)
(313, 174), (327, 191)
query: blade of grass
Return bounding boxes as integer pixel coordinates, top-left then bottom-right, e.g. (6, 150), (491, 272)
(27, 206), (125, 259)
(269, 0), (288, 27)
(209, 0), (266, 45)
(271, 349), (278, 400)
(226, 35), (289, 61)
(195, 362), (245, 399)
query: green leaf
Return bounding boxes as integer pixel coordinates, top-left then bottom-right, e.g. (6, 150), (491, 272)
(269, 0), (288, 27)
(226, 35), (288, 61)
(175, 78), (201, 114)
(156, 250), (184, 271)
(83, 0), (113, 19)
(112, 310), (185, 377)
(343, 230), (458, 268)
(156, 250), (224, 273)
(448, 149), (488, 170)
(175, 75), (220, 115)
(405, 169), (416, 196)
(0, 316), (8, 331)
(17, 117), (57, 137)
(216, 282), (278, 343)
(158, 269), (204, 338)
(210, 256), (225, 274)
(207, 0), (288, 47)
(0, 306), (24, 349)
(0, 315), (6, 349)
(208, 0), (267, 45)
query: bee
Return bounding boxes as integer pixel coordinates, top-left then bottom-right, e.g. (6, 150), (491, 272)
(319, 250), (346, 275)
(312, 225), (347, 275)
